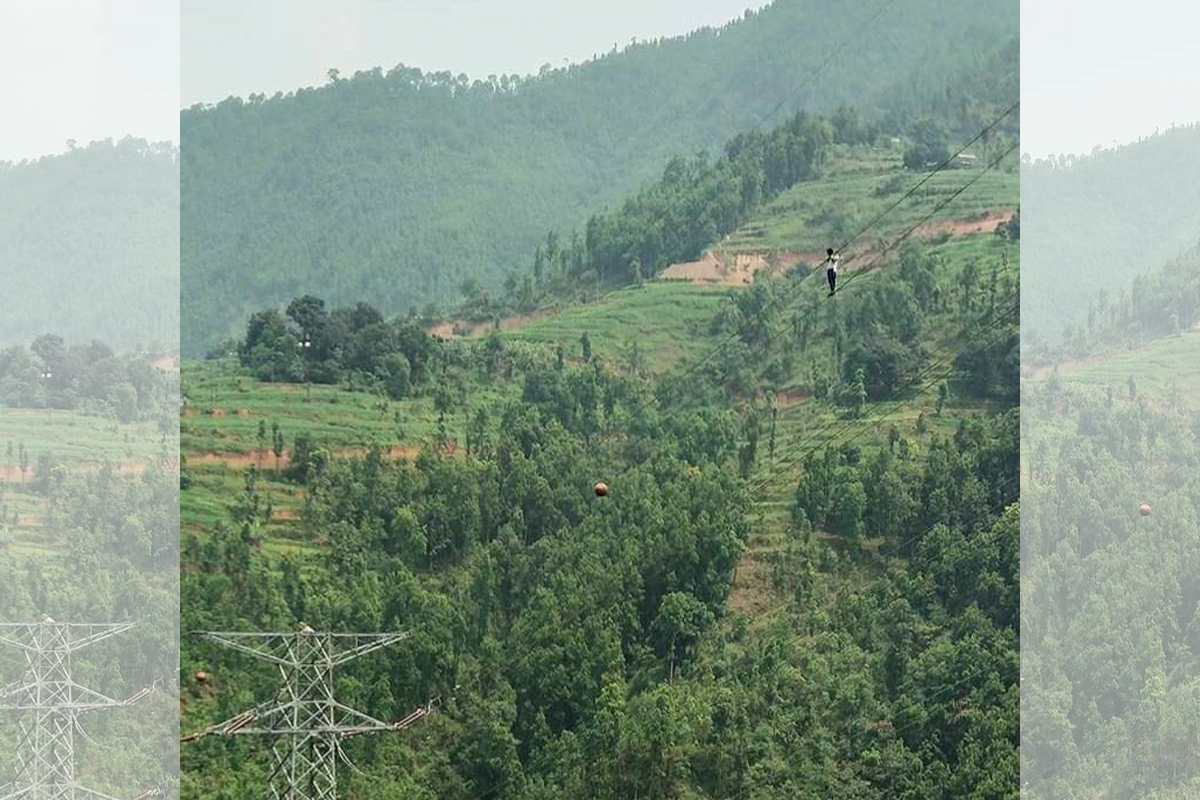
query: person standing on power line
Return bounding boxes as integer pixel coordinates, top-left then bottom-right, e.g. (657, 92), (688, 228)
(823, 248), (840, 295)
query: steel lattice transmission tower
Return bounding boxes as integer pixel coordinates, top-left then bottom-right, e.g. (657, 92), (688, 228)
(0, 618), (157, 800)
(182, 626), (432, 800)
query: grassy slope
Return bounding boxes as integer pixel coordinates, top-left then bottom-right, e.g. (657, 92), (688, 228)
(0, 409), (169, 556)
(1040, 328), (1200, 411)
(722, 146), (1017, 256)
(180, 150), (1018, 611)
(438, 146), (1017, 346)
(506, 282), (730, 372)
(1019, 329), (1200, 800)
(1019, 326), (1200, 490)
(180, 0), (1018, 355)
(737, 232), (1017, 614)
(180, 360), (515, 552)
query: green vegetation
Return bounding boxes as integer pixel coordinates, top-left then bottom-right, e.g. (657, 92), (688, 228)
(179, 215), (1019, 799)
(1022, 362), (1200, 798)
(0, 461), (180, 797)
(181, 0), (1017, 354)
(0, 335), (178, 554)
(179, 7), (1020, 787)
(507, 282), (731, 373)
(0, 138), (180, 350)
(0, 335), (179, 796)
(721, 151), (1018, 256)
(1021, 145), (1200, 796)
(1021, 123), (1200, 344)
(1026, 243), (1200, 365)
(1042, 330), (1200, 412)
(448, 135), (1017, 340)
(1, 334), (177, 422)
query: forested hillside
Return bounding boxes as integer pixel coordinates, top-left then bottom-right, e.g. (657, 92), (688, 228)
(0, 334), (177, 421)
(181, 0), (1017, 354)
(1020, 138), (1200, 796)
(0, 138), (180, 351)
(1024, 243), (1200, 364)
(177, 125), (1019, 796)
(0, 335), (179, 797)
(1021, 346), (1200, 798)
(0, 462), (180, 797)
(1021, 123), (1200, 344)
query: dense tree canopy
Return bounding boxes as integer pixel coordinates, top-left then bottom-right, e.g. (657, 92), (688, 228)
(0, 138), (179, 350)
(181, 0), (1017, 354)
(0, 460), (180, 797)
(1021, 123), (1200, 345)
(1022, 378), (1200, 798)
(180, 224), (1020, 798)
(0, 335), (176, 423)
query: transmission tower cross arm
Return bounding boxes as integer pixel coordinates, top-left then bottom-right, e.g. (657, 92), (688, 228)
(328, 631), (412, 666)
(194, 630), (411, 667)
(185, 626), (424, 798)
(0, 679), (124, 712)
(341, 702), (432, 739)
(194, 631), (296, 667)
(210, 698), (399, 737)
(119, 682), (160, 707)
(0, 622), (135, 654)
(179, 698), (279, 741)
(61, 622), (137, 651)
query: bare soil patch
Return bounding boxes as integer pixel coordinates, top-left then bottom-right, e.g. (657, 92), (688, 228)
(151, 355), (180, 372)
(187, 441), (460, 471)
(774, 387), (814, 408)
(190, 450), (282, 470)
(426, 309), (554, 341)
(912, 210), (1014, 239)
(661, 251), (787, 285)
(1022, 352), (1114, 382)
(1, 461), (153, 482)
(728, 550), (775, 616)
(661, 211), (1014, 287)
(0, 465), (28, 482)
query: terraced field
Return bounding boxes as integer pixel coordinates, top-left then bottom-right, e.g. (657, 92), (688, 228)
(0, 409), (171, 555)
(179, 147), (1018, 618)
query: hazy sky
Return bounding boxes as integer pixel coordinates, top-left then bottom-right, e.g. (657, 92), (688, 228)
(6, 0), (1192, 163)
(1022, 0), (1199, 158)
(0, 0), (179, 163)
(182, 0), (766, 107)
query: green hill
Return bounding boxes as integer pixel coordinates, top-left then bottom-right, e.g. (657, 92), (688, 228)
(1021, 336), (1200, 799)
(434, 140), (1016, 341)
(180, 0), (1017, 355)
(1034, 329), (1200, 412)
(0, 336), (179, 555)
(1020, 189), (1200, 798)
(0, 337), (179, 794)
(1020, 123), (1200, 344)
(0, 138), (180, 350)
(177, 138), (1019, 798)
